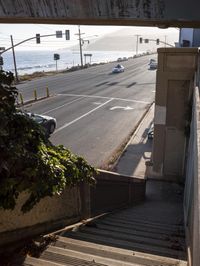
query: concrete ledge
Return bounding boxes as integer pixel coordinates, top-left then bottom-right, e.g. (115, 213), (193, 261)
(91, 170), (146, 215)
(0, 170), (146, 250)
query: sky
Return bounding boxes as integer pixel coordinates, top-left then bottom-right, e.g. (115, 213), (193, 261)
(0, 24), (180, 51)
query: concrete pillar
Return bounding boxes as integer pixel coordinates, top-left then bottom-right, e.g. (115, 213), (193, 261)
(152, 48), (198, 182)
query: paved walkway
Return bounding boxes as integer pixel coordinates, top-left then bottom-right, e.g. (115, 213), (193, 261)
(114, 104), (154, 178)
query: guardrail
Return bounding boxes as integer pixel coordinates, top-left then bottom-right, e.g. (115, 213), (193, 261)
(184, 86), (200, 266)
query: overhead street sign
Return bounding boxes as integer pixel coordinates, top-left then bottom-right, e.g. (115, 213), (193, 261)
(54, 53), (60, 60)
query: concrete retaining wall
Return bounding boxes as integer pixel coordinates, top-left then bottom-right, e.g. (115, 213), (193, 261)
(91, 170), (146, 215)
(0, 186), (81, 249)
(0, 170), (146, 250)
(184, 86), (200, 266)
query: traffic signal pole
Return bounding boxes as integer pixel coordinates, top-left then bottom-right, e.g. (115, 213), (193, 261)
(0, 33), (58, 55)
(0, 31), (70, 81)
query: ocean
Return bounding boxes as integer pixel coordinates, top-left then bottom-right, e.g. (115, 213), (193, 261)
(1, 50), (142, 75)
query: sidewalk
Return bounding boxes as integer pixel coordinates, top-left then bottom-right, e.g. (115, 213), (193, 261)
(114, 104), (154, 179)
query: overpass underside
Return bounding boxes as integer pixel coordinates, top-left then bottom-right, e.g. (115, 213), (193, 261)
(0, 0), (200, 28)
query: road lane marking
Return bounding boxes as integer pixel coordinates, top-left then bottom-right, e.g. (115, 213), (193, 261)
(55, 98), (113, 133)
(42, 96), (84, 115)
(110, 106), (134, 111)
(93, 102), (103, 105)
(57, 93), (150, 104)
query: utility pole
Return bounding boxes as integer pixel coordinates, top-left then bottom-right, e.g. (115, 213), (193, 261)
(10, 35), (19, 82)
(76, 25), (84, 67)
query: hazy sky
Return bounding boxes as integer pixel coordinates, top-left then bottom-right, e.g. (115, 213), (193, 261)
(0, 24), (179, 51)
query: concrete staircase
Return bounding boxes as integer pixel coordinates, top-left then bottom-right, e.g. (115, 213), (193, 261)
(21, 181), (187, 266)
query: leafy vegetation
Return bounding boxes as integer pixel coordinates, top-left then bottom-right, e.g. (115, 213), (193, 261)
(0, 70), (97, 213)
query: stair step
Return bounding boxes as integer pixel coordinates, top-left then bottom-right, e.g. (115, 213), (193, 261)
(41, 245), (140, 266)
(55, 235), (187, 266)
(64, 230), (186, 260)
(104, 216), (184, 232)
(89, 222), (185, 243)
(24, 256), (65, 266)
(107, 211), (183, 227)
(80, 226), (185, 250)
(100, 218), (185, 237)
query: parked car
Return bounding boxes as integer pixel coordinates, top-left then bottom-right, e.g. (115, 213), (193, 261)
(147, 126), (154, 139)
(26, 112), (57, 136)
(112, 64), (125, 73)
(149, 61), (157, 70)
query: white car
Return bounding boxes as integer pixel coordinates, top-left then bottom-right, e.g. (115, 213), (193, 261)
(112, 64), (125, 73)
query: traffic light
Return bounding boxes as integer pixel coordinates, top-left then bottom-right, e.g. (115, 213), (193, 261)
(56, 31), (62, 38)
(65, 30), (70, 40)
(139, 37), (143, 43)
(36, 34), (40, 44)
(156, 38), (160, 45)
(0, 56), (3, 65)
(144, 39), (149, 43)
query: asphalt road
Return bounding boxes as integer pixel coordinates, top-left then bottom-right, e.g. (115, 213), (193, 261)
(17, 55), (156, 167)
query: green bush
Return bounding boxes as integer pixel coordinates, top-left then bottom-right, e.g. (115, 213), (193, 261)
(0, 70), (97, 213)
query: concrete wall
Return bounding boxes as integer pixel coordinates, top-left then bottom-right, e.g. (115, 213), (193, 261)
(0, 186), (82, 248)
(0, 170), (146, 249)
(184, 87), (200, 266)
(91, 170), (146, 215)
(152, 47), (198, 181)
(1, 0), (200, 27)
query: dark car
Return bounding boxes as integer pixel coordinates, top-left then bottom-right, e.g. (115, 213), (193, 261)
(27, 112), (57, 136)
(147, 126), (154, 139)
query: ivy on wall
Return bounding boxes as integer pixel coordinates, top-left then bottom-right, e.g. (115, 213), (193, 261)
(0, 70), (97, 213)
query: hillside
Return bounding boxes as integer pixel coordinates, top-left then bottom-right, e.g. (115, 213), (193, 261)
(69, 27), (179, 53)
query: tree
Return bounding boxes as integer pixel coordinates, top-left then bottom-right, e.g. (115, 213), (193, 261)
(0, 70), (96, 212)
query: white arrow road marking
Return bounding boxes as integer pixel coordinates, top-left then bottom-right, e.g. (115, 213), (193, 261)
(55, 98), (113, 133)
(93, 102), (103, 105)
(110, 106), (134, 111)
